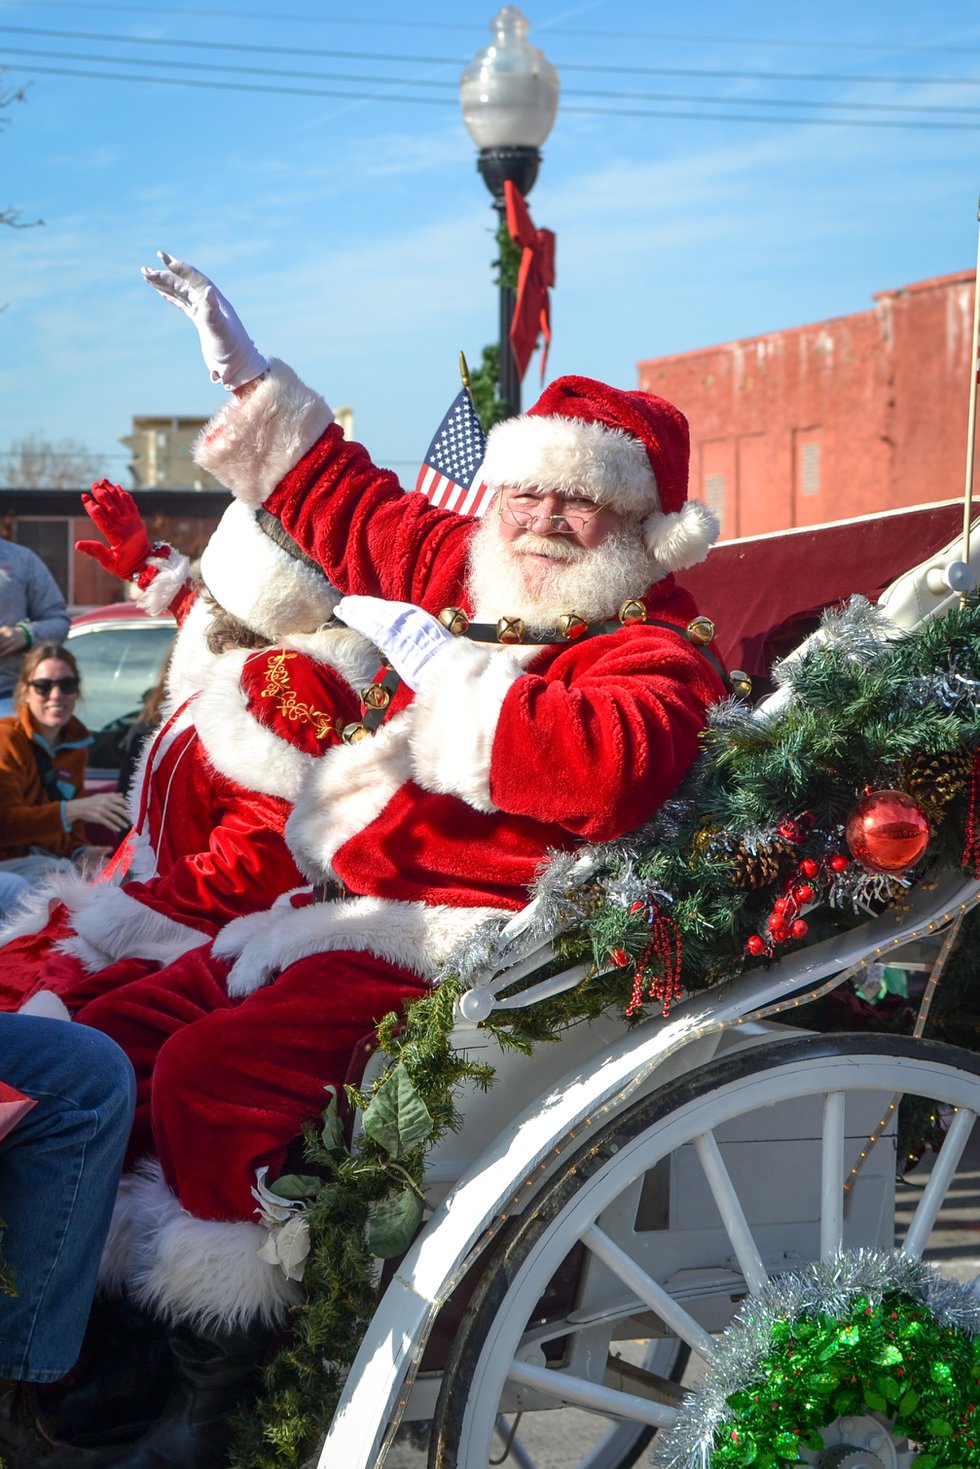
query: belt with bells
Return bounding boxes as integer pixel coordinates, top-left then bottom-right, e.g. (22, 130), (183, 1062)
(341, 600), (746, 746)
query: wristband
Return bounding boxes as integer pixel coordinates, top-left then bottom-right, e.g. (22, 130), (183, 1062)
(132, 543), (173, 590)
(16, 622), (32, 649)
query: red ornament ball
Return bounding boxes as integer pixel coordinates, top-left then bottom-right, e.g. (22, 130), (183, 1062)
(745, 934), (767, 955)
(793, 883), (815, 905)
(789, 918), (809, 939)
(828, 853), (850, 873)
(799, 857), (820, 879)
(845, 789), (931, 874)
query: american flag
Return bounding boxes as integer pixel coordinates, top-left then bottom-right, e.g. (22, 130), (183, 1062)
(415, 387), (495, 517)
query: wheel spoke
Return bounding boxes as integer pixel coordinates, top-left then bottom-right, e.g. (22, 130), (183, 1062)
(820, 1090), (846, 1261)
(900, 1105), (977, 1257)
(507, 1356), (678, 1429)
(580, 1223), (716, 1362)
(692, 1130), (768, 1295)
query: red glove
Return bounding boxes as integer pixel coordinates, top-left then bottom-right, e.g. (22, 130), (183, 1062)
(75, 479), (153, 580)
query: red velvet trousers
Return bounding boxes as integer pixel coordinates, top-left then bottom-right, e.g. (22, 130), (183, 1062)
(73, 946), (428, 1222)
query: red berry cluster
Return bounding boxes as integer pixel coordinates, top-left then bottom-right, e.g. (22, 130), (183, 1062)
(610, 898), (684, 1019)
(744, 816), (850, 958)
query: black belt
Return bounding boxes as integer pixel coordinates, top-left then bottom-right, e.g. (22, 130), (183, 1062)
(345, 614), (733, 743)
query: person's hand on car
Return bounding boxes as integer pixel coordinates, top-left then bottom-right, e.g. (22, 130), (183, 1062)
(65, 791), (131, 833)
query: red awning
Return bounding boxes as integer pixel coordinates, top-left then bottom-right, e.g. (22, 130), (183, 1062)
(681, 500), (977, 687)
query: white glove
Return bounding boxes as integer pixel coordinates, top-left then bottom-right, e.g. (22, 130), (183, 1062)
(140, 251), (269, 390)
(334, 596), (453, 691)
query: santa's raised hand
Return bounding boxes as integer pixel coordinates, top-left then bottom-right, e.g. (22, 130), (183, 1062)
(141, 251), (268, 390)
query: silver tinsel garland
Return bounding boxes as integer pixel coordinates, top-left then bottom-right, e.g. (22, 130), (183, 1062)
(772, 596), (897, 691)
(651, 1248), (980, 1469)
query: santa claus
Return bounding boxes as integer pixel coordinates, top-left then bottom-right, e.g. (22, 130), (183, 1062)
(30, 254), (727, 1469)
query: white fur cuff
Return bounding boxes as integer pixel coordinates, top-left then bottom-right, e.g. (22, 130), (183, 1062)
(70, 885), (209, 966)
(101, 1160), (300, 1331)
(136, 548), (192, 616)
(409, 638), (524, 812)
(194, 359), (334, 508)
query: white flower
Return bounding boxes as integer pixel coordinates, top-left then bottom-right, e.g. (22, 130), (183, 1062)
(256, 1213), (311, 1283)
(251, 1164), (301, 1227)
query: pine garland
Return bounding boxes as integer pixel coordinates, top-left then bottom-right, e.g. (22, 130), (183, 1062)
(230, 595), (980, 1465)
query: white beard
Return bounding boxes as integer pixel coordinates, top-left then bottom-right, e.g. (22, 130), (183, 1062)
(465, 512), (658, 631)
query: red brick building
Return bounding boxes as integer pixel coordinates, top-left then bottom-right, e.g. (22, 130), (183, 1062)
(637, 269), (977, 540)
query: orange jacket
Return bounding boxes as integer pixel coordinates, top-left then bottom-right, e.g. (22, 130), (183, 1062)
(0, 707), (91, 860)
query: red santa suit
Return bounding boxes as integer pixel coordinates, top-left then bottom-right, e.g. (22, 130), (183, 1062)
(0, 499), (375, 1018)
(83, 363), (727, 1334)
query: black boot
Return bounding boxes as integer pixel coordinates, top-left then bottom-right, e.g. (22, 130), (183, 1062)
(36, 1295), (175, 1449)
(0, 1380), (118, 1469)
(42, 1318), (272, 1469)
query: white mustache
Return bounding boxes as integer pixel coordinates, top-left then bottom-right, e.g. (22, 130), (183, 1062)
(510, 532), (587, 563)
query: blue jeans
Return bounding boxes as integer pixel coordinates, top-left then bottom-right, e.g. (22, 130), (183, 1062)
(0, 1016), (136, 1380)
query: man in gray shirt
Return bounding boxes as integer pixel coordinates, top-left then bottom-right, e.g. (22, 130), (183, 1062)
(0, 540), (71, 716)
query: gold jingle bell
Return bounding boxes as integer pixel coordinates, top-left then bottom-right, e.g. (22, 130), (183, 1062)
(557, 611), (589, 641)
(619, 599), (647, 626)
(686, 615), (716, 647)
(496, 616), (525, 645)
(360, 683), (391, 710)
(439, 606), (470, 636)
(342, 722), (371, 745)
(730, 669), (753, 699)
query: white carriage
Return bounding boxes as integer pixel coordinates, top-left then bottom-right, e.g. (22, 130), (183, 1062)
(307, 507), (980, 1469)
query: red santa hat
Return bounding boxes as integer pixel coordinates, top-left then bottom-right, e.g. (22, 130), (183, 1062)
(479, 375), (719, 573)
(199, 501), (340, 638)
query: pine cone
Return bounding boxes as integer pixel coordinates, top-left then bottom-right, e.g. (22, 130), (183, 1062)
(728, 836), (797, 890)
(902, 748), (974, 823)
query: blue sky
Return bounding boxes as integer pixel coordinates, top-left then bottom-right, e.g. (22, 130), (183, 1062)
(1, 0), (979, 486)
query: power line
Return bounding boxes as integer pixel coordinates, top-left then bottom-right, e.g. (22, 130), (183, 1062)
(5, 43), (980, 119)
(8, 60), (980, 131)
(17, 1), (980, 56)
(2, 21), (980, 88)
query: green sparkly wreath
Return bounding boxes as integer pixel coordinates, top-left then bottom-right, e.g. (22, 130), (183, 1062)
(654, 1251), (980, 1469)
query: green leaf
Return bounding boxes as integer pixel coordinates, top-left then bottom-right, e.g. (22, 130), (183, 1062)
(266, 1173), (322, 1201)
(361, 1063), (434, 1159)
(366, 1186), (424, 1259)
(320, 1089), (347, 1157)
(876, 1375), (902, 1403)
(863, 1389), (887, 1414)
(898, 1387), (920, 1415)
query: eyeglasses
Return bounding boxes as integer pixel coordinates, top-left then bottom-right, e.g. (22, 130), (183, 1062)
(499, 493), (602, 536)
(27, 677), (79, 697)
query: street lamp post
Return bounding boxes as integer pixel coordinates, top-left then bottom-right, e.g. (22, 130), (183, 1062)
(460, 7), (559, 418)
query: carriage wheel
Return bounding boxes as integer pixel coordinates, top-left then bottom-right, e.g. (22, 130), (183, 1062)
(428, 1033), (980, 1469)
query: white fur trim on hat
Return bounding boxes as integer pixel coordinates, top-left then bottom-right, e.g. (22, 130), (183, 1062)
(200, 500), (339, 639)
(642, 499), (720, 573)
(193, 358), (333, 509)
(480, 414), (660, 518)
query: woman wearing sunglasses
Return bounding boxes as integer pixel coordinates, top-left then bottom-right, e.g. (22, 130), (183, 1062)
(0, 644), (130, 883)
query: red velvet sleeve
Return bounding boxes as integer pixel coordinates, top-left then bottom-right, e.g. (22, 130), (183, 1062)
(119, 784), (304, 936)
(263, 427), (473, 610)
(488, 628), (725, 842)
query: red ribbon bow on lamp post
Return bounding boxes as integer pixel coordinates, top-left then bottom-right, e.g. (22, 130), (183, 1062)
(503, 178), (556, 384)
